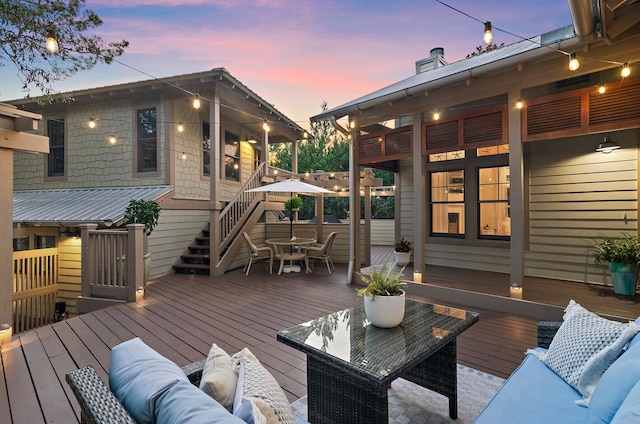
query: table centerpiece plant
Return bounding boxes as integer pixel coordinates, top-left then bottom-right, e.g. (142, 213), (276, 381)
(393, 236), (413, 266)
(592, 233), (640, 296)
(357, 262), (407, 328)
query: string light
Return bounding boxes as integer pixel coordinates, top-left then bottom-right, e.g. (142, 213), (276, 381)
(263, 121), (270, 132)
(433, 112), (440, 121)
(45, 35), (59, 54)
(177, 122), (184, 133)
(88, 118), (96, 129)
(598, 85), (606, 94)
(483, 22), (493, 45)
(515, 100), (523, 110)
(181, 152), (187, 160)
(621, 62), (631, 78)
(108, 135), (117, 145)
(193, 94), (201, 109)
(568, 53), (580, 71)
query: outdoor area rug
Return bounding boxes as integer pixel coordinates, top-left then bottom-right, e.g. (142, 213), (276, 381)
(290, 364), (505, 423)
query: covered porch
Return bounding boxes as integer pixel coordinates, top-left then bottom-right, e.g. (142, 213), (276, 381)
(1, 247), (638, 423)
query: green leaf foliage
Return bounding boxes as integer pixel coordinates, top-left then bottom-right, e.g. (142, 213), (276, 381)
(123, 199), (161, 235)
(592, 233), (640, 265)
(356, 262), (407, 299)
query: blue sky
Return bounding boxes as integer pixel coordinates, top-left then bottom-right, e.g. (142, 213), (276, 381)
(0, 0), (573, 128)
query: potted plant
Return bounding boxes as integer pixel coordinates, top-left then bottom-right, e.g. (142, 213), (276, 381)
(393, 237), (413, 266)
(123, 199), (161, 284)
(592, 233), (640, 296)
(357, 262), (407, 328)
(284, 196), (302, 214)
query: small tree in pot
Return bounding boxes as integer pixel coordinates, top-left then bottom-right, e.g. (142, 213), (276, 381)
(592, 233), (640, 296)
(357, 262), (407, 328)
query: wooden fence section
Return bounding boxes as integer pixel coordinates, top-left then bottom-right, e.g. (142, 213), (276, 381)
(12, 248), (59, 333)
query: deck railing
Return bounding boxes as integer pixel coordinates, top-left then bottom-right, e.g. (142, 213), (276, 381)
(12, 248), (59, 333)
(79, 224), (144, 310)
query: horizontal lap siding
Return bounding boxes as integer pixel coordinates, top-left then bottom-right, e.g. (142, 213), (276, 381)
(149, 209), (210, 277)
(371, 220), (395, 245)
(58, 240), (81, 315)
(525, 133), (638, 285)
(426, 243), (510, 273)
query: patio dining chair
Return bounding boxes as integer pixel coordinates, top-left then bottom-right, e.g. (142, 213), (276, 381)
(305, 232), (337, 274)
(292, 228), (317, 252)
(242, 232), (273, 275)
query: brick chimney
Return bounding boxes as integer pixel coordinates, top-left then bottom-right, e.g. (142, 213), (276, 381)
(415, 47), (447, 74)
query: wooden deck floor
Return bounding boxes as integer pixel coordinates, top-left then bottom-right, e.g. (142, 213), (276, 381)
(1, 246), (638, 423)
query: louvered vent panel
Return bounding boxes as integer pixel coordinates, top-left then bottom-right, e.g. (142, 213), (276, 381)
(358, 136), (382, 162)
(463, 111), (503, 147)
(425, 121), (458, 152)
(590, 84), (640, 126)
(527, 96), (581, 135)
(385, 128), (412, 156)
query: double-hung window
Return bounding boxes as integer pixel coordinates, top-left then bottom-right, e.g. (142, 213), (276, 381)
(136, 108), (157, 172)
(47, 119), (65, 177)
(430, 170), (465, 236)
(203, 121), (210, 176)
(224, 131), (240, 181)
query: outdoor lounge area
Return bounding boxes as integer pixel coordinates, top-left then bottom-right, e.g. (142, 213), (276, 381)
(2, 245), (639, 423)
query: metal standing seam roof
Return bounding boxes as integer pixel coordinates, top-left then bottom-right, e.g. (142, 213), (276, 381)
(13, 185), (173, 226)
(311, 25), (577, 121)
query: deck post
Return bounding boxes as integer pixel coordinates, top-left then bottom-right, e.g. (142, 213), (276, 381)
(80, 224), (98, 298)
(508, 87), (525, 297)
(126, 224), (145, 301)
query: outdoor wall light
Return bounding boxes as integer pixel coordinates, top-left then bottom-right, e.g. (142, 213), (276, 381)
(483, 21), (493, 45)
(568, 53), (580, 71)
(596, 133), (621, 154)
(621, 62), (631, 78)
(61, 228), (80, 238)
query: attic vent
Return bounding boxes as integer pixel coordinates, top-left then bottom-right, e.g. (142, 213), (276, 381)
(555, 74), (591, 89)
(425, 121), (458, 153)
(527, 95), (581, 135)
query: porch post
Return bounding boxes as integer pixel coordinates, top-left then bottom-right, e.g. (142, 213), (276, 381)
(346, 119), (360, 284)
(412, 112), (425, 279)
(0, 148), (13, 343)
(209, 86), (223, 276)
(126, 223), (145, 301)
(508, 88), (525, 298)
(291, 138), (298, 174)
(80, 224), (98, 298)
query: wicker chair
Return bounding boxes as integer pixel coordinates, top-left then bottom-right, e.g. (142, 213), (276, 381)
(242, 232), (273, 275)
(292, 228), (317, 252)
(305, 232), (337, 274)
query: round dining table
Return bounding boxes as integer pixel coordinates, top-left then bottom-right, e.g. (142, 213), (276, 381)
(266, 237), (316, 275)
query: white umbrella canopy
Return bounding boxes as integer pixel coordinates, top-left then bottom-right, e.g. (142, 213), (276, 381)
(246, 178), (334, 239)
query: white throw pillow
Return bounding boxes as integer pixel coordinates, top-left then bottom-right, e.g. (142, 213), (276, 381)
(199, 344), (238, 411)
(232, 348), (295, 424)
(528, 300), (640, 405)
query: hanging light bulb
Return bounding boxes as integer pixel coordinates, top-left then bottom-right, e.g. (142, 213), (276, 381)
(598, 85), (606, 94)
(108, 135), (117, 145)
(88, 118), (96, 129)
(433, 112), (440, 121)
(483, 22), (493, 45)
(181, 152), (187, 160)
(621, 62), (631, 78)
(349, 119), (356, 129)
(515, 100), (524, 110)
(263, 121), (270, 132)
(177, 122), (184, 133)
(193, 94), (201, 109)
(568, 53), (580, 71)
(45, 35), (59, 54)
(302, 131), (309, 139)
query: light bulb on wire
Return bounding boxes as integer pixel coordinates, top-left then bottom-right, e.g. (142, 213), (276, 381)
(193, 94), (201, 109)
(483, 22), (493, 45)
(621, 62), (631, 78)
(109, 135), (117, 145)
(45, 35), (59, 54)
(88, 118), (96, 129)
(177, 122), (184, 133)
(568, 53), (580, 71)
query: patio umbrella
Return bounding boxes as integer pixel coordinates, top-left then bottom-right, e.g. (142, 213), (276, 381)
(247, 178), (334, 240)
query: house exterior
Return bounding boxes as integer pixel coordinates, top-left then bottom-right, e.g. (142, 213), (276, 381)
(312, 2), (640, 295)
(9, 69), (304, 314)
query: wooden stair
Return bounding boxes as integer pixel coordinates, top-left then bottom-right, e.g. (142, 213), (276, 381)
(173, 226), (211, 275)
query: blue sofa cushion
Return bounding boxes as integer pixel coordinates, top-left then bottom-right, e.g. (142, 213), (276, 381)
(588, 338), (640, 423)
(109, 338), (189, 424)
(474, 348), (588, 424)
(155, 379), (245, 424)
(528, 300), (639, 404)
(610, 380), (640, 424)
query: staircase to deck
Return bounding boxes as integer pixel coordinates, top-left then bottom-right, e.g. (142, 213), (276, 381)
(173, 225), (211, 274)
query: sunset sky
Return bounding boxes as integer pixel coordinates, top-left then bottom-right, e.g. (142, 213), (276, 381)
(0, 0), (574, 128)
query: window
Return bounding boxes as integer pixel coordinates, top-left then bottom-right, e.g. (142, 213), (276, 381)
(13, 237), (29, 251)
(224, 131), (240, 181)
(203, 122), (210, 176)
(478, 166), (510, 238)
(430, 170), (465, 236)
(429, 150), (465, 162)
(477, 144), (509, 157)
(47, 119), (65, 177)
(36, 235), (56, 249)
(136, 108), (157, 172)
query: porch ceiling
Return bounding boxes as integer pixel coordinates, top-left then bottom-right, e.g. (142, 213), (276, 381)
(13, 185), (172, 227)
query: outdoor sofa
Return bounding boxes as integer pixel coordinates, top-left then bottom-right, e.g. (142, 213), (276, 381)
(474, 301), (640, 424)
(66, 338), (308, 424)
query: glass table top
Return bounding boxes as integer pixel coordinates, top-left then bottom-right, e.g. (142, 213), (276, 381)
(277, 299), (478, 380)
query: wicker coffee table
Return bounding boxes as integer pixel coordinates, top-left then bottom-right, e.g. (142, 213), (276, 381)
(277, 299), (479, 424)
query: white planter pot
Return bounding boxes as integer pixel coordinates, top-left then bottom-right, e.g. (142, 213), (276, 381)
(393, 251), (411, 266)
(364, 290), (406, 328)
